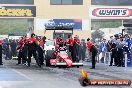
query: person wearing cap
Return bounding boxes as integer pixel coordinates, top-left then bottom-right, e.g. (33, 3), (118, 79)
(27, 33), (38, 67)
(87, 38), (98, 69)
(87, 38), (93, 52)
(0, 39), (3, 65)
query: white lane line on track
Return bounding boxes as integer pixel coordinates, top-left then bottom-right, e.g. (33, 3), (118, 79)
(12, 69), (32, 81)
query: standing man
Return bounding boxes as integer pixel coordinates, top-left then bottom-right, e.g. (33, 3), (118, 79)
(23, 35), (29, 65)
(27, 33), (38, 67)
(109, 42), (117, 66)
(0, 39), (3, 65)
(87, 38), (98, 69)
(99, 39), (107, 63)
(72, 36), (79, 62)
(116, 36), (125, 67)
(38, 36), (46, 65)
(76, 35), (82, 61)
(4, 38), (10, 60)
(68, 35), (74, 59)
(16, 37), (26, 65)
(76, 35), (81, 44)
(81, 39), (86, 61)
(10, 40), (17, 57)
(125, 35), (132, 66)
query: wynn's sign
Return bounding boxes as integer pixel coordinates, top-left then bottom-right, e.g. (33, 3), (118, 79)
(92, 8), (131, 17)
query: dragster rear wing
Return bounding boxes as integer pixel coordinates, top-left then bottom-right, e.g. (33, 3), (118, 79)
(45, 26), (73, 34)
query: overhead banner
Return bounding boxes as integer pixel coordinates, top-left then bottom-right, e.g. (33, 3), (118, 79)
(36, 19), (82, 30)
(52, 19), (82, 30)
(0, 6), (36, 17)
(90, 6), (132, 19)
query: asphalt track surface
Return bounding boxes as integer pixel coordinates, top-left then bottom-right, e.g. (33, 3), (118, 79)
(0, 59), (132, 88)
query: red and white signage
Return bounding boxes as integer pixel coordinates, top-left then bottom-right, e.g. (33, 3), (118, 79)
(90, 6), (132, 19)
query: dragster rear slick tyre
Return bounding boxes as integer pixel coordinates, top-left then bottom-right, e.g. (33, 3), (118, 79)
(45, 50), (56, 67)
(45, 56), (50, 66)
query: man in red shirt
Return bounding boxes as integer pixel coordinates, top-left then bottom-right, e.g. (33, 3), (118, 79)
(27, 33), (38, 67)
(87, 38), (98, 69)
(38, 36), (46, 65)
(39, 36), (46, 49)
(76, 35), (81, 45)
(68, 35), (74, 59)
(17, 37), (26, 65)
(87, 38), (93, 52)
(58, 35), (64, 47)
(22, 35), (29, 65)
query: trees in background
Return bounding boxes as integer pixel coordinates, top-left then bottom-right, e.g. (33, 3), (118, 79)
(0, 19), (28, 35)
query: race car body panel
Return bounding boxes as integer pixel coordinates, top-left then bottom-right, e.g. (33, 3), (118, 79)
(50, 53), (83, 67)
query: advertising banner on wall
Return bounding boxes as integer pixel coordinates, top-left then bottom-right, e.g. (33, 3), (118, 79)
(91, 0), (132, 6)
(52, 19), (82, 30)
(0, 6), (36, 17)
(90, 6), (132, 19)
(36, 19), (82, 30)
